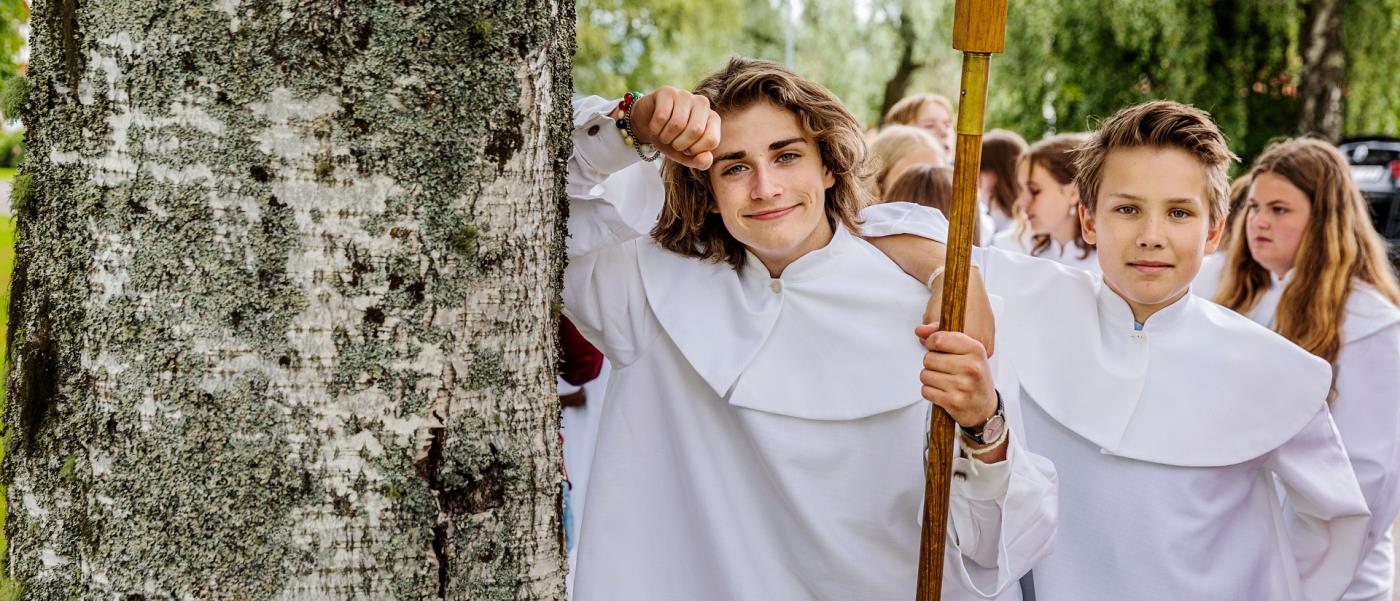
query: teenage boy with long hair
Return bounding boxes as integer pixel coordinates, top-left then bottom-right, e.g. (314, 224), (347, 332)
(564, 57), (1057, 600)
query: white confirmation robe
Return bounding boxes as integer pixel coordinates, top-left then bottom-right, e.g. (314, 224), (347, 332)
(865, 202), (1372, 601)
(562, 97), (1058, 601)
(1196, 267), (1400, 601)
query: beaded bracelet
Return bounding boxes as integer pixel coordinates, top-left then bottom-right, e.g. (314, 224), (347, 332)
(614, 92), (661, 162)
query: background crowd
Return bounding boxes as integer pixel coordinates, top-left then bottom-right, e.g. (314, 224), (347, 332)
(561, 3), (1400, 597)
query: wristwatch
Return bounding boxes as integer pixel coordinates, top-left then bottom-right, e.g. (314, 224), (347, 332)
(959, 391), (1006, 446)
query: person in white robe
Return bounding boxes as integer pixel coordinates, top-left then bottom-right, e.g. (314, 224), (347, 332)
(979, 129), (1029, 237)
(985, 143), (1099, 274)
(1190, 174), (1254, 300)
(1205, 137), (1400, 601)
(1191, 250), (1227, 298)
(863, 101), (1371, 601)
(564, 57), (1058, 601)
(1013, 134), (1101, 274)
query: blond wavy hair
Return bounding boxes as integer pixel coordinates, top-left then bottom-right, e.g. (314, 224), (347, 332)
(1215, 137), (1400, 365)
(883, 93), (954, 128)
(871, 125), (945, 197)
(654, 57), (873, 268)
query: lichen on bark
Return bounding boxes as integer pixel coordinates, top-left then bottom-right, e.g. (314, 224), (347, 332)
(5, 0), (574, 598)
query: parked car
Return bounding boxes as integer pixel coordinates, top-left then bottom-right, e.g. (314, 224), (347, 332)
(1337, 137), (1400, 254)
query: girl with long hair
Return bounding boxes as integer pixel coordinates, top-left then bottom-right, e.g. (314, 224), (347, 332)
(1214, 137), (1400, 601)
(980, 129), (1028, 234)
(990, 133), (1099, 273)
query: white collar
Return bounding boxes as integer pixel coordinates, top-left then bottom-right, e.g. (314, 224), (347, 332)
(1249, 273), (1400, 345)
(987, 249), (1332, 467)
(1342, 281), (1400, 343)
(636, 225), (932, 420)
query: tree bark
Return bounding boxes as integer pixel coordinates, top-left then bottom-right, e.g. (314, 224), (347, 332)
(878, 10), (921, 126)
(5, 0), (572, 599)
(1298, 0), (1347, 140)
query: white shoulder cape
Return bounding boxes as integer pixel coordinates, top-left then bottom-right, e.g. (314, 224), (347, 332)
(863, 201), (1335, 467)
(1343, 281), (1400, 344)
(635, 225), (933, 420)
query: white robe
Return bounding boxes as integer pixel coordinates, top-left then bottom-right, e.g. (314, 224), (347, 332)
(1191, 251), (1227, 300)
(1198, 267), (1400, 601)
(563, 97), (1059, 601)
(978, 202), (997, 247)
(865, 202), (1372, 600)
(561, 363), (611, 597)
(987, 228), (1100, 274)
(988, 205), (1016, 236)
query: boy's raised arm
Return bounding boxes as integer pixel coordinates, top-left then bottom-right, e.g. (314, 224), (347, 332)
(566, 89), (721, 258)
(861, 202), (996, 355)
(562, 90), (720, 363)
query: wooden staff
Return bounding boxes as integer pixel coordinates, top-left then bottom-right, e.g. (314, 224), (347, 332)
(916, 1), (1008, 599)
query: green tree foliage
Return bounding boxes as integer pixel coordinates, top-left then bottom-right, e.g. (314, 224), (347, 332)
(574, 0), (750, 98)
(574, 0), (950, 128)
(575, 0), (1400, 165)
(0, 0), (23, 81)
(1007, 0), (1306, 163)
(1343, 0), (1400, 136)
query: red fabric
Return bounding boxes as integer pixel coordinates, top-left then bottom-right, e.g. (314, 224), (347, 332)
(559, 317), (605, 386)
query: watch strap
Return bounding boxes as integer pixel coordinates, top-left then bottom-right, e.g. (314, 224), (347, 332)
(959, 390), (1004, 445)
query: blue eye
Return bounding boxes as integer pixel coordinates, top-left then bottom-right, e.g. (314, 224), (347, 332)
(722, 164), (749, 176)
(1169, 209), (1190, 219)
(777, 152), (799, 163)
(1115, 206), (1138, 215)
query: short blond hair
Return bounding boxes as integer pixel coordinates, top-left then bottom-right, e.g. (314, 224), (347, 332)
(883, 93), (954, 127)
(654, 57), (872, 269)
(871, 125), (945, 196)
(1073, 100), (1237, 226)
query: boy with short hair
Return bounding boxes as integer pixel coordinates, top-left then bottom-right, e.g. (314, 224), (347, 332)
(866, 100), (1370, 600)
(563, 57), (1057, 600)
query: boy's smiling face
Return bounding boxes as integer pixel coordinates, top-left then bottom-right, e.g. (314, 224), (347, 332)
(1082, 146), (1224, 322)
(708, 101), (835, 277)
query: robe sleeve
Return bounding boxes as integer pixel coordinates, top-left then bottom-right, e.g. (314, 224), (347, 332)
(868, 201), (1058, 595)
(1329, 323), (1400, 574)
(561, 95), (664, 365)
(1267, 406), (1372, 601)
(943, 429), (1059, 597)
(859, 201), (951, 243)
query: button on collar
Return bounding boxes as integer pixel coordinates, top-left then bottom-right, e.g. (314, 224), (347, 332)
(769, 280), (782, 294)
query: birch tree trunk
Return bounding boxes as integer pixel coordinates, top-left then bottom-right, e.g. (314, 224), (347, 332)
(3, 0), (572, 599)
(1298, 0), (1347, 140)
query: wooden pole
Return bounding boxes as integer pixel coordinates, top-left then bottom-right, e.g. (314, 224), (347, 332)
(915, 1), (1008, 599)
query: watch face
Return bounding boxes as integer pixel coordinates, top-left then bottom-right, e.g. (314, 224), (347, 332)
(981, 414), (1007, 443)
